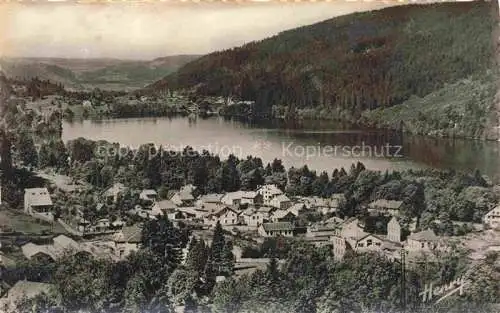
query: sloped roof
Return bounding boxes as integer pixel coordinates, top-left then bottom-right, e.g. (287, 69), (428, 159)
(154, 200), (177, 211)
(368, 199), (403, 210)
(199, 193), (224, 203)
(261, 222), (294, 232)
(272, 209), (296, 219)
(114, 225), (142, 243)
(175, 190), (194, 201)
(1, 281), (55, 304)
(213, 206), (238, 217)
(24, 188), (52, 206)
(241, 207), (256, 216)
(257, 184), (282, 195)
(408, 229), (439, 242)
(140, 189), (157, 196)
(52, 235), (79, 251)
(272, 194), (291, 203)
(257, 206), (274, 213)
(21, 243), (57, 260)
(104, 183), (127, 196)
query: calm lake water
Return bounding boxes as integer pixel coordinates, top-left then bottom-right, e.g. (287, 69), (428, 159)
(62, 116), (500, 181)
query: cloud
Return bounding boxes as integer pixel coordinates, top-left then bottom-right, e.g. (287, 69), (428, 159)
(1, 1), (394, 60)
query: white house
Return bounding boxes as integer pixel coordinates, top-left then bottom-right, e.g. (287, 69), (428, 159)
(204, 206), (239, 227)
(221, 191), (262, 206)
(257, 206), (275, 219)
(269, 194), (292, 210)
(103, 183), (127, 204)
(484, 206), (500, 229)
(196, 193), (224, 210)
(387, 216), (402, 243)
(94, 218), (111, 232)
(288, 203), (306, 216)
(368, 199), (403, 216)
(258, 222), (295, 237)
(113, 224), (142, 259)
(257, 184), (283, 206)
(171, 189), (195, 207)
(271, 209), (297, 223)
(405, 229), (447, 253)
(24, 188), (54, 222)
(151, 200), (178, 216)
(139, 189), (158, 202)
(240, 207), (265, 227)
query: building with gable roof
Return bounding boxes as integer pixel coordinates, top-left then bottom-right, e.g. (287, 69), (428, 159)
(24, 188), (53, 222)
(258, 222), (295, 237)
(113, 224), (142, 259)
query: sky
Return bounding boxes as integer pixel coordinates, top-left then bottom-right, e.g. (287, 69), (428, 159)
(0, 1), (402, 60)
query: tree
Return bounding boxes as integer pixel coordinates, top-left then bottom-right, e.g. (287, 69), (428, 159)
(16, 132), (38, 168)
(167, 268), (199, 305)
(141, 215), (185, 267)
(54, 253), (112, 312)
(185, 237), (209, 275)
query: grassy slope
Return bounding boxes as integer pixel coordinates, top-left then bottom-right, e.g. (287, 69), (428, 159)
(360, 75), (497, 138)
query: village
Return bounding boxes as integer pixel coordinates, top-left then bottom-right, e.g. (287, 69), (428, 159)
(2, 176), (500, 269)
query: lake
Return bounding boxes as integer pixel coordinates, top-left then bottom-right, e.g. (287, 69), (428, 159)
(62, 116), (500, 181)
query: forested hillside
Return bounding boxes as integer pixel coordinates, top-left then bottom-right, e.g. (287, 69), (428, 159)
(148, 1), (497, 138)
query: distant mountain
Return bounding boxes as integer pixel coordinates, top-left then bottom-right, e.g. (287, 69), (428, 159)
(0, 55), (200, 91)
(146, 1), (498, 139)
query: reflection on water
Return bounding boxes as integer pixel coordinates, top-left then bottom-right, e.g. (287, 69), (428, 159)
(62, 116), (500, 181)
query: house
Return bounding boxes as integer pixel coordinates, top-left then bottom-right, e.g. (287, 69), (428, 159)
(53, 235), (79, 251)
(304, 236), (333, 248)
(330, 193), (346, 211)
(204, 206), (239, 227)
(353, 234), (384, 252)
(21, 243), (57, 261)
(405, 229), (447, 252)
(196, 193), (224, 210)
(171, 188), (195, 207)
(336, 218), (366, 238)
(113, 224), (142, 259)
(103, 183), (127, 204)
(331, 218), (368, 260)
(21, 235), (80, 261)
(483, 206), (500, 229)
(269, 194), (292, 210)
(221, 191), (263, 206)
(306, 221), (340, 238)
(221, 191), (244, 206)
(288, 203), (306, 216)
(241, 191), (262, 205)
(139, 189), (158, 202)
(240, 207), (265, 227)
(151, 200), (177, 216)
(76, 217), (91, 233)
(0, 281), (58, 313)
(167, 208), (198, 221)
(332, 230), (399, 260)
(257, 184), (283, 206)
(387, 216), (402, 243)
(368, 199), (403, 216)
(271, 209), (297, 223)
(24, 188), (54, 222)
(258, 222), (295, 237)
(82, 100), (92, 107)
(94, 218), (111, 232)
(257, 206), (275, 219)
